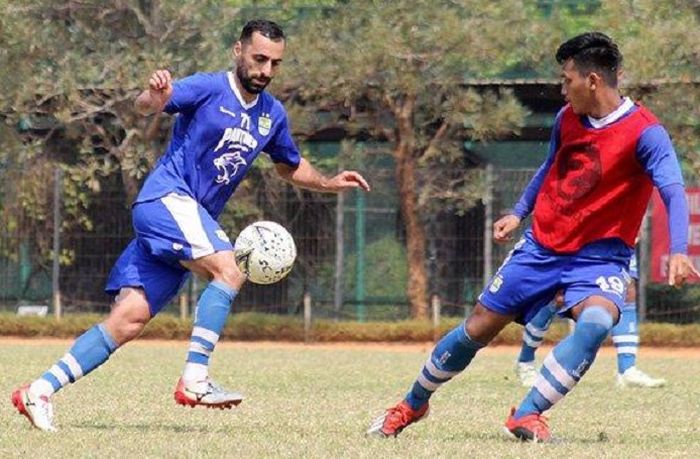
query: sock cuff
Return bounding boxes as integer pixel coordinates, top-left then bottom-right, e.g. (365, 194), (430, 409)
(579, 306), (614, 330)
(458, 321), (486, 350)
(97, 324), (118, 352)
(622, 302), (636, 312)
(209, 280), (238, 301)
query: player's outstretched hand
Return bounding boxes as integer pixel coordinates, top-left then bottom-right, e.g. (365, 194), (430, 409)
(148, 69), (173, 106)
(667, 253), (700, 287)
(327, 170), (371, 192)
(493, 214), (521, 244)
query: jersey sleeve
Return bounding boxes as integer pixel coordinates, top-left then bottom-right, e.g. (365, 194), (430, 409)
(658, 183), (689, 254)
(637, 125), (689, 254)
(163, 73), (214, 115)
(636, 124), (685, 188)
(512, 109), (564, 218)
(264, 112), (301, 167)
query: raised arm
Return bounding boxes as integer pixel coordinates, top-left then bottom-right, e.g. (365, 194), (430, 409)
(135, 70), (173, 116)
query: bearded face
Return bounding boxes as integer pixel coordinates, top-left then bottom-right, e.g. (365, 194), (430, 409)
(235, 60), (271, 94)
(233, 32), (285, 95)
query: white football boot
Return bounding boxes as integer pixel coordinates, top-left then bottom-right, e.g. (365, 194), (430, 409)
(616, 367), (666, 388)
(174, 377), (244, 409)
(11, 385), (56, 432)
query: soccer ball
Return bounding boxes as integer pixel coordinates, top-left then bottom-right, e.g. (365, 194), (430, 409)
(233, 221), (297, 285)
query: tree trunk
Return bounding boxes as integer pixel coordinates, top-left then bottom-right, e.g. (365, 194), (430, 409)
(393, 96), (429, 319)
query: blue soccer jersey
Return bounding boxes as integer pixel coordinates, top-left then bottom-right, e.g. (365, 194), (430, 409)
(106, 71), (301, 314)
(136, 71), (301, 218)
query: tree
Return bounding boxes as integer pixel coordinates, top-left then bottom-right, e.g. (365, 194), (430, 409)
(282, 0), (552, 318)
(541, 0), (700, 176)
(601, 1), (700, 177)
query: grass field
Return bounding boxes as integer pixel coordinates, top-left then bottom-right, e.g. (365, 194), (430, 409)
(1, 340), (699, 458)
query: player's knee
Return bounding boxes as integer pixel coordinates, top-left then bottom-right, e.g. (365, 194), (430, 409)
(106, 289), (151, 345)
(575, 305), (613, 349)
(119, 318), (148, 343)
(103, 314), (148, 345)
(465, 303), (511, 344)
(212, 264), (246, 289)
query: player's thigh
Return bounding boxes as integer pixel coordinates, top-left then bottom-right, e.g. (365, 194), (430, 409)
(562, 257), (630, 319)
(181, 250), (246, 289)
(132, 193), (234, 266)
(479, 237), (564, 324)
(106, 238), (191, 317)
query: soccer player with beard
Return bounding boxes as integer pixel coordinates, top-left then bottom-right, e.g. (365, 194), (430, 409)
(12, 19), (369, 432)
(368, 32), (696, 442)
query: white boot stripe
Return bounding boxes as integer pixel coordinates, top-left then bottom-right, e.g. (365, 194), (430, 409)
(425, 359), (459, 379)
(48, 364), (70, 386)
(192, 326), (219, 344)
(543, 354), (576, 389)
(534, 376), (565, 405)
(612, 335), (639, 344)
(417, 373), (441, 391)
(522, 334), (542, 348)
(525, 322), (547, 338)
(62, 353), (83, 379)
(616, 346), (638, 355)
(188, 342), (212, 356)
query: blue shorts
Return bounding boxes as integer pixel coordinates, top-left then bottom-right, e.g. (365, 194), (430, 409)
(628, 252), (638, 280)
(105, 193), (234, 315)
(479, 230), (632, 324)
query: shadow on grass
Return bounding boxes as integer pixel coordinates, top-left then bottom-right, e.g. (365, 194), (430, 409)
(438, 429), (610, 445)
(68, 422), (237, 434)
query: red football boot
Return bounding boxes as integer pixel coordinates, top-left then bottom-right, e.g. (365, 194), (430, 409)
(366, 400), (429, 437)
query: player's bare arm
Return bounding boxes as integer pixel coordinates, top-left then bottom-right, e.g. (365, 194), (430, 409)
(275, 158), (370, 193)
(135, 69), (173, 116)
(667, 253), (700, 287)
(493, 214), (521, 243)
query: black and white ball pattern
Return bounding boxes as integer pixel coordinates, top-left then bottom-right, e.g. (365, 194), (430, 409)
(234, 221), (297, 285)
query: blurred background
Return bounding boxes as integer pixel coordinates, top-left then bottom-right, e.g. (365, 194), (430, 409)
(0, 0), (698, 323)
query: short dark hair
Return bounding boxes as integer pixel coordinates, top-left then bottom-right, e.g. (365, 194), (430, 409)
(556, 32), (622, 87)
(240, 19), (285, 42)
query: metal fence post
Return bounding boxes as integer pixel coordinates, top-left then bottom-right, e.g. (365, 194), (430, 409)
(638, 209), (651, 323)
(334, 191), (345, 321)
(179, 289), (189, 320)
(431, 294), (441, 342)
(354, 190), (366, 322)
(482, 164), (494, 288)
(52, 168), (63, 319)
(304, 292), (312, 343)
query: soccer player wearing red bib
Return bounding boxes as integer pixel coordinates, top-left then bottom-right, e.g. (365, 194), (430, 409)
(368, 32), (696, 442)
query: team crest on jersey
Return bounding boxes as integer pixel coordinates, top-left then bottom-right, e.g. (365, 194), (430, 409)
(213, 151), (247, 185)
(215, 230), (230, 243)
(488, 274), (503, 293)
(258, 113), (272, 136)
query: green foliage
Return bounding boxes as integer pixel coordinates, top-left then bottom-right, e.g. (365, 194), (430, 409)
(2, 311), (699, 345)
(645, 284), (700, 324)
(343, 236), (409, 300)
(283, 0), (539, 214)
